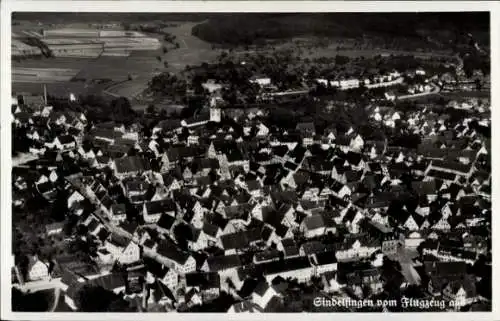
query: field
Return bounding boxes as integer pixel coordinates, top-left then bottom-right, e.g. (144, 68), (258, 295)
(13, 67), (81, 83)
(12, 20), (223, 100)
(103, 22), (221, 99)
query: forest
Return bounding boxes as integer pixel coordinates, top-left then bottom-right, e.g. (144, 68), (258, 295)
(191, 13), (489, 46)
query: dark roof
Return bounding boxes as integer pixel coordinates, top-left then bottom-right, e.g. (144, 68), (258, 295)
(424, 261), (468, 277)
(314, 251), (338, 265)
(114, 156), (149, 174)
(206, 254), (242, 272)
(254, 249), (281, 263)
(185, 272), (220, 289)
(107, 234), (130, 248)
(143, 239), (156, 249)
(145, 200), (176, 215)
(253, 280), (270, 296)
(119, 221), (138, 235)
(57, 135), (75, 144)
(88, 273), (126, 291)
(157, 239), (191, 265)
(411, 180), (437, 195)
(157, 213), (176, 230)
(97, 228), (111, 242)
(202, 222), (220, 237)
(143, 257), (168, 279)
(431, 160), (472, 174)
(238, 256), (311, 279)
(111, 203), (126, 216)
(426, 169), (456, 181)
(87, 218), (100, 232)
(220, 229), (263, 250)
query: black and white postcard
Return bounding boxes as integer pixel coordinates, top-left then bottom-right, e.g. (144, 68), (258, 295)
(1, 1), (497, 320)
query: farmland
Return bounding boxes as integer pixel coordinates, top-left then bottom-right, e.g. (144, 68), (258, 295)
(12, 19), (223, 100)
(13, 67), (81, 83)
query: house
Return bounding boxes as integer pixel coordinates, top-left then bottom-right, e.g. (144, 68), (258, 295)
(249, 75), (271, 87)
(185, 272), (221, 301)
(321, 271), (341, 293)
(27, 255), (50, 281)
(156, 239), (196, 274)
(442, 276), (477, 308)
(311, 251), (338, 275)
(426, 261), (476, 306)
(220, 229), (263, 254)
(113, 156), (149, 178)
(45, 222), (64, 236)
(200, 254), (242, 274)
(239, 256), (314, 283)
(349, 134), (365, 152)
(109, 203), (127, 223)
(362, 220), (400, 254)
(48, 135), (76, 150)
(277, 238), (300, 258)
(337, 263), (383, 295)
(250, 281), (280, 310)
(300, 214), (336, 239)
(161, 174), (182, 192)
(104, 234), (140, 264)
(64, 273), (127, 310)
(426, 160), (474, 179)
(143, 200), (176, 224)
(335, 236), (380, 261)
(331, 181), (351, 200)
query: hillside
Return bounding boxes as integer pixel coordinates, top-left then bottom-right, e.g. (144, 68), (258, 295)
(191, 12), (490, 46)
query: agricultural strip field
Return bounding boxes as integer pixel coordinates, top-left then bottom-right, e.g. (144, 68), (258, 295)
(12, 67), (81, 83)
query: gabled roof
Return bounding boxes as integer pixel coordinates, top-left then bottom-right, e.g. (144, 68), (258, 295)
(424, 261), (468, 277)
(114, 156), (149, 174)
(57, 135), (75, 144)
(145, 200), (176, 216)
(157, 213), (175, 230)
(303, 214), (326, 230)
(202, 222), (220, 237)
(205, 254), (242, 272)
(411, 180), (437, 195)
(239, 256), (311, 279)
(185, 272), (220, 289)
(107, 234), (130, 248)
(431, 160), (473, 174)
(157, 239), (191, 265)
(220, 228), (262, 250)
(118, 220), (137, 235)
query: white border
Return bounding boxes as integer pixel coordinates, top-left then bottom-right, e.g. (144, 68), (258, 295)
(1, 1), (498, 320)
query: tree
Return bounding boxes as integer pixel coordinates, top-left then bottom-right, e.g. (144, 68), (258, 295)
(156, 56), (162, 62)
(146, 104), (156, 114)
(110, 97), (135, 123)
(335, 54), (350, 66)
(162, 46), (168, 54)
(163, 61), (169, 68)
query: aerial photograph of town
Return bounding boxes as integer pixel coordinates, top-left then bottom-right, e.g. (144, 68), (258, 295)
(9, 11), (491, 313)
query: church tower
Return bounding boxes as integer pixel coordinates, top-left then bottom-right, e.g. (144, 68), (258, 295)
(209, 96), (221, 123)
